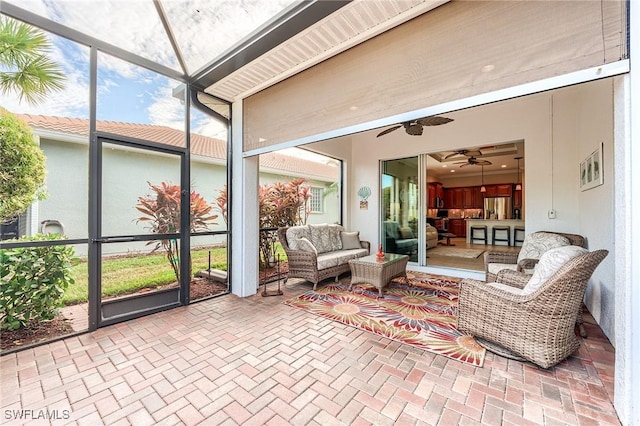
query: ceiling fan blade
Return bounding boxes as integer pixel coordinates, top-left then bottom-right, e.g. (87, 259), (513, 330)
(459, 163), (474, 167)
(476, 160), (493, 165)
(376, 125), (402, 137)
(453, 160), (469, 165)
(444, 152), (461, 159)
(417, 116), (454, 126)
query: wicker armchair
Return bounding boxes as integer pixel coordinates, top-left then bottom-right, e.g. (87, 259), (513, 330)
(458, 249), (608, 368)
(484, 231), (589, 336)
(277, 226), (370, 290)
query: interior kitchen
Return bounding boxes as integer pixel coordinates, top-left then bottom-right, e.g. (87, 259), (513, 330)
(425, 141), (525, 270)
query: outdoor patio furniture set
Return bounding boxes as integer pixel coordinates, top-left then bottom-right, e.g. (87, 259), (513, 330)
(279, 225), (608, 369)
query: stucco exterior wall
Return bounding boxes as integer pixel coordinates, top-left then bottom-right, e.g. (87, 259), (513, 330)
(258, 171), (340, 225)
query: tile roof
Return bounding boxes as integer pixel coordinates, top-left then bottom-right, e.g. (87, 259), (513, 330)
(16, 114), (339, 180)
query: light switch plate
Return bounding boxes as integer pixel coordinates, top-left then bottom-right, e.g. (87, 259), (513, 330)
(548, 209), (556, 219)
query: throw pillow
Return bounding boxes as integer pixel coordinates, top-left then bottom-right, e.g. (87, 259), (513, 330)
(286, 225), (310, 250)
(309, 224), (333, 253)
(328, 224), (344, 251)
(517, 232), (570, 264)
(399, 227), (414, 239)
(340, 231), (361, 250)
(522, 245), (588, 295)
(295, 237), (317, 255)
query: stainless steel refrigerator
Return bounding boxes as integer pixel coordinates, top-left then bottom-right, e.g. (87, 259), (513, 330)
(484, 197), (512, 220)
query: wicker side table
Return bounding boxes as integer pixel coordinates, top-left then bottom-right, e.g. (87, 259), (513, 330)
(348, 253), (409, 297)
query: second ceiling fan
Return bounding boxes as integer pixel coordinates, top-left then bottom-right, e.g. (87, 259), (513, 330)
(376, 115), (453, 137)
(455, 156), (492, 167)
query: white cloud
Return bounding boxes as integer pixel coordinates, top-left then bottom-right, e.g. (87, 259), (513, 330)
(193, 115), (228, 140)
(9, 0), (180, 72)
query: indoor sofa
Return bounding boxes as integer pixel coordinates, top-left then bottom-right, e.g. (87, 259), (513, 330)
(278, 224), (370, 290)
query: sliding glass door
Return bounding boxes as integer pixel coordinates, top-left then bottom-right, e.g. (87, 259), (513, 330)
(381, 157), (420, 262)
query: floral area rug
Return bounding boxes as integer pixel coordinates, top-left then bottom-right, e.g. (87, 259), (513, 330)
(285, 273), (485, 367)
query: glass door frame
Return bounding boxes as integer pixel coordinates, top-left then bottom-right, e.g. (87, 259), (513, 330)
(89, 134), (190, 328)
(379, 154), (430, 266)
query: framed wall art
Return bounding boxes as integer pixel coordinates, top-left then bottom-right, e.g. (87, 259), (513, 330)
(580, 142), (604, 191)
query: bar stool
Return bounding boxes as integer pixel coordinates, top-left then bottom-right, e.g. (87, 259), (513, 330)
(492, 226), (511, 246)
(470, 225), (488, 245)
(513, 226), (526, 246)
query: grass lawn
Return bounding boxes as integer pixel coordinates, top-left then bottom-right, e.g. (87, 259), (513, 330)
(63, 244), (287, 305)
(64, 246), (228, 305)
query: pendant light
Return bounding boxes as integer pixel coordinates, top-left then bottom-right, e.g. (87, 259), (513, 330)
(480, 165), (487, 193)
(515, 157), (522, 191)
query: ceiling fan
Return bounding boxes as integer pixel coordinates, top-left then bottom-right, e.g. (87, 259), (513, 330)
(376, 115), (453, 137)
(455, 156), (492, 167)
(443, 146), (496, 159)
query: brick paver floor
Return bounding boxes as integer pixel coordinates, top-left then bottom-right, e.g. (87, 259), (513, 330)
(0, 278), (620, 425)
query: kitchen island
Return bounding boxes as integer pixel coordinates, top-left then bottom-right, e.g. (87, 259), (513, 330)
(466, 219), (525, 245)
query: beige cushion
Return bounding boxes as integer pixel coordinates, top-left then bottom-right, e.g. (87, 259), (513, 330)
(487, 263), (518, 276)
(316, 252), (341, 269)
(340, 231), (361, 250)
(295, 237), (317, 255)
(517, 232), (570, 264)
(522, 245), (588, 295)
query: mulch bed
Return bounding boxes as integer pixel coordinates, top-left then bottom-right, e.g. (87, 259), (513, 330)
(259, 262), (289, 283)
(1, 317), (74, 351)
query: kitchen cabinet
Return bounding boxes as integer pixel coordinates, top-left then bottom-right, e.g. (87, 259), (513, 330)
(513, 186), (522, 208)
(442, 186), (484, 209)
(495, 184), (513, 197)
(448, 219), (466, 237)
(443, 187), (464, 208)
(484, 184), (513, 197)
(462, 187), (474, 208)
(473, 186), (484, 208)
(428, 182), (443, 208)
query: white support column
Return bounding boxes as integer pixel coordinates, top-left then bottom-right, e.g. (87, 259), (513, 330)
(230, 100), (259, 297)
(613, 2), (640, 423)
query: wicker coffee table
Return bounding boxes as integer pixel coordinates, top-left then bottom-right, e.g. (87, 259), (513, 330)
(348, 253), (409, 297)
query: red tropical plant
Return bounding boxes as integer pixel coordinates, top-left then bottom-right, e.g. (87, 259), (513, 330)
(215, 178), (312, 268)
(136, 181), (218, 282)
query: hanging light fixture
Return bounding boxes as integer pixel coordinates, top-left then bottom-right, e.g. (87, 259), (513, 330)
(480, 165), (487, 193)
(515, 157), (523, 191)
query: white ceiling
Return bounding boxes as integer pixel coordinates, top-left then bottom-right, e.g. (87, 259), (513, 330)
(426, 141), (525, 179)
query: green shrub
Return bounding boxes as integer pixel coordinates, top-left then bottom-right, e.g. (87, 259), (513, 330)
(0, 108), (47, 222)
(0, 234), (76, 330)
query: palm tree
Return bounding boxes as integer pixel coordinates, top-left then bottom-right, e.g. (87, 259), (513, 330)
(0, 16), (65, 105)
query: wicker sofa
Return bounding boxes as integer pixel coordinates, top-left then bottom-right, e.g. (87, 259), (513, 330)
(278, 224), (370, 290)
(458, 248), (608, 368)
